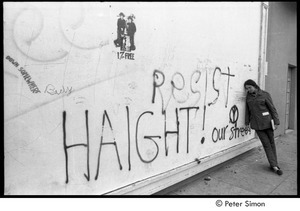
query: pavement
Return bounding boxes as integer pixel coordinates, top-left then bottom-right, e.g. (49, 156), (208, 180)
(155, 130), (297, 195)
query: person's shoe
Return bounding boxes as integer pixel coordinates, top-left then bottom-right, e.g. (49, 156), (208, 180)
(276, 169), (283, 175)
(272, 166), (283, 175)
(114, 40), (119, 47)
(276, 167), (283, 175)
(130, 45), (136, 51)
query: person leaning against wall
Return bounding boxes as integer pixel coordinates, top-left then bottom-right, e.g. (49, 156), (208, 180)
(244, 79), (283, 176)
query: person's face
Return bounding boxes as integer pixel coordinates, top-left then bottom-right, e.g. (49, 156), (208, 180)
(128, 19), (132, 23)
(245, 85), (256, 94)
(120, 16), (124, 19)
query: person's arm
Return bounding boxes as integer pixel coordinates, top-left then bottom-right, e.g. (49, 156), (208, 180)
(133, 23), (136, 33)
(265, 92), (280, 126)
(245, 97), (250, 126)
(117, 19), (121, 29)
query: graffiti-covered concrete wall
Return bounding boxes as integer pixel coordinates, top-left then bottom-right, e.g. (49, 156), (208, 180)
(4, 2), (263, 195)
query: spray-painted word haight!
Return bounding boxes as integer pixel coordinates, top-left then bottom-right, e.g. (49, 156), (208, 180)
(62, 104), (251, 184)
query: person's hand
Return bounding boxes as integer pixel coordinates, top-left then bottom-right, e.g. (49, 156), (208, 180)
(274, 125), (279, 130)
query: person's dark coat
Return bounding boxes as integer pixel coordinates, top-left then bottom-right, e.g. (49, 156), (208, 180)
(245, 90), (280, 130)
(127, 22), (136, 36)
(117, 18), (126, 36)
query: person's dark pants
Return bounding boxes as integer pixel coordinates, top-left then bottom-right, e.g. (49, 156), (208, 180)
(129, 35), (135, 50)
(256, 128), (278, 168)
(114, 32), (124, 47)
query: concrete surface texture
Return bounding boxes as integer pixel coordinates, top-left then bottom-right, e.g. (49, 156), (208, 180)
(156, 130), (297, 195)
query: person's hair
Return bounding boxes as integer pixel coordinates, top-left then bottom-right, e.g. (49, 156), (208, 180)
(244, 79), (260, 90)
